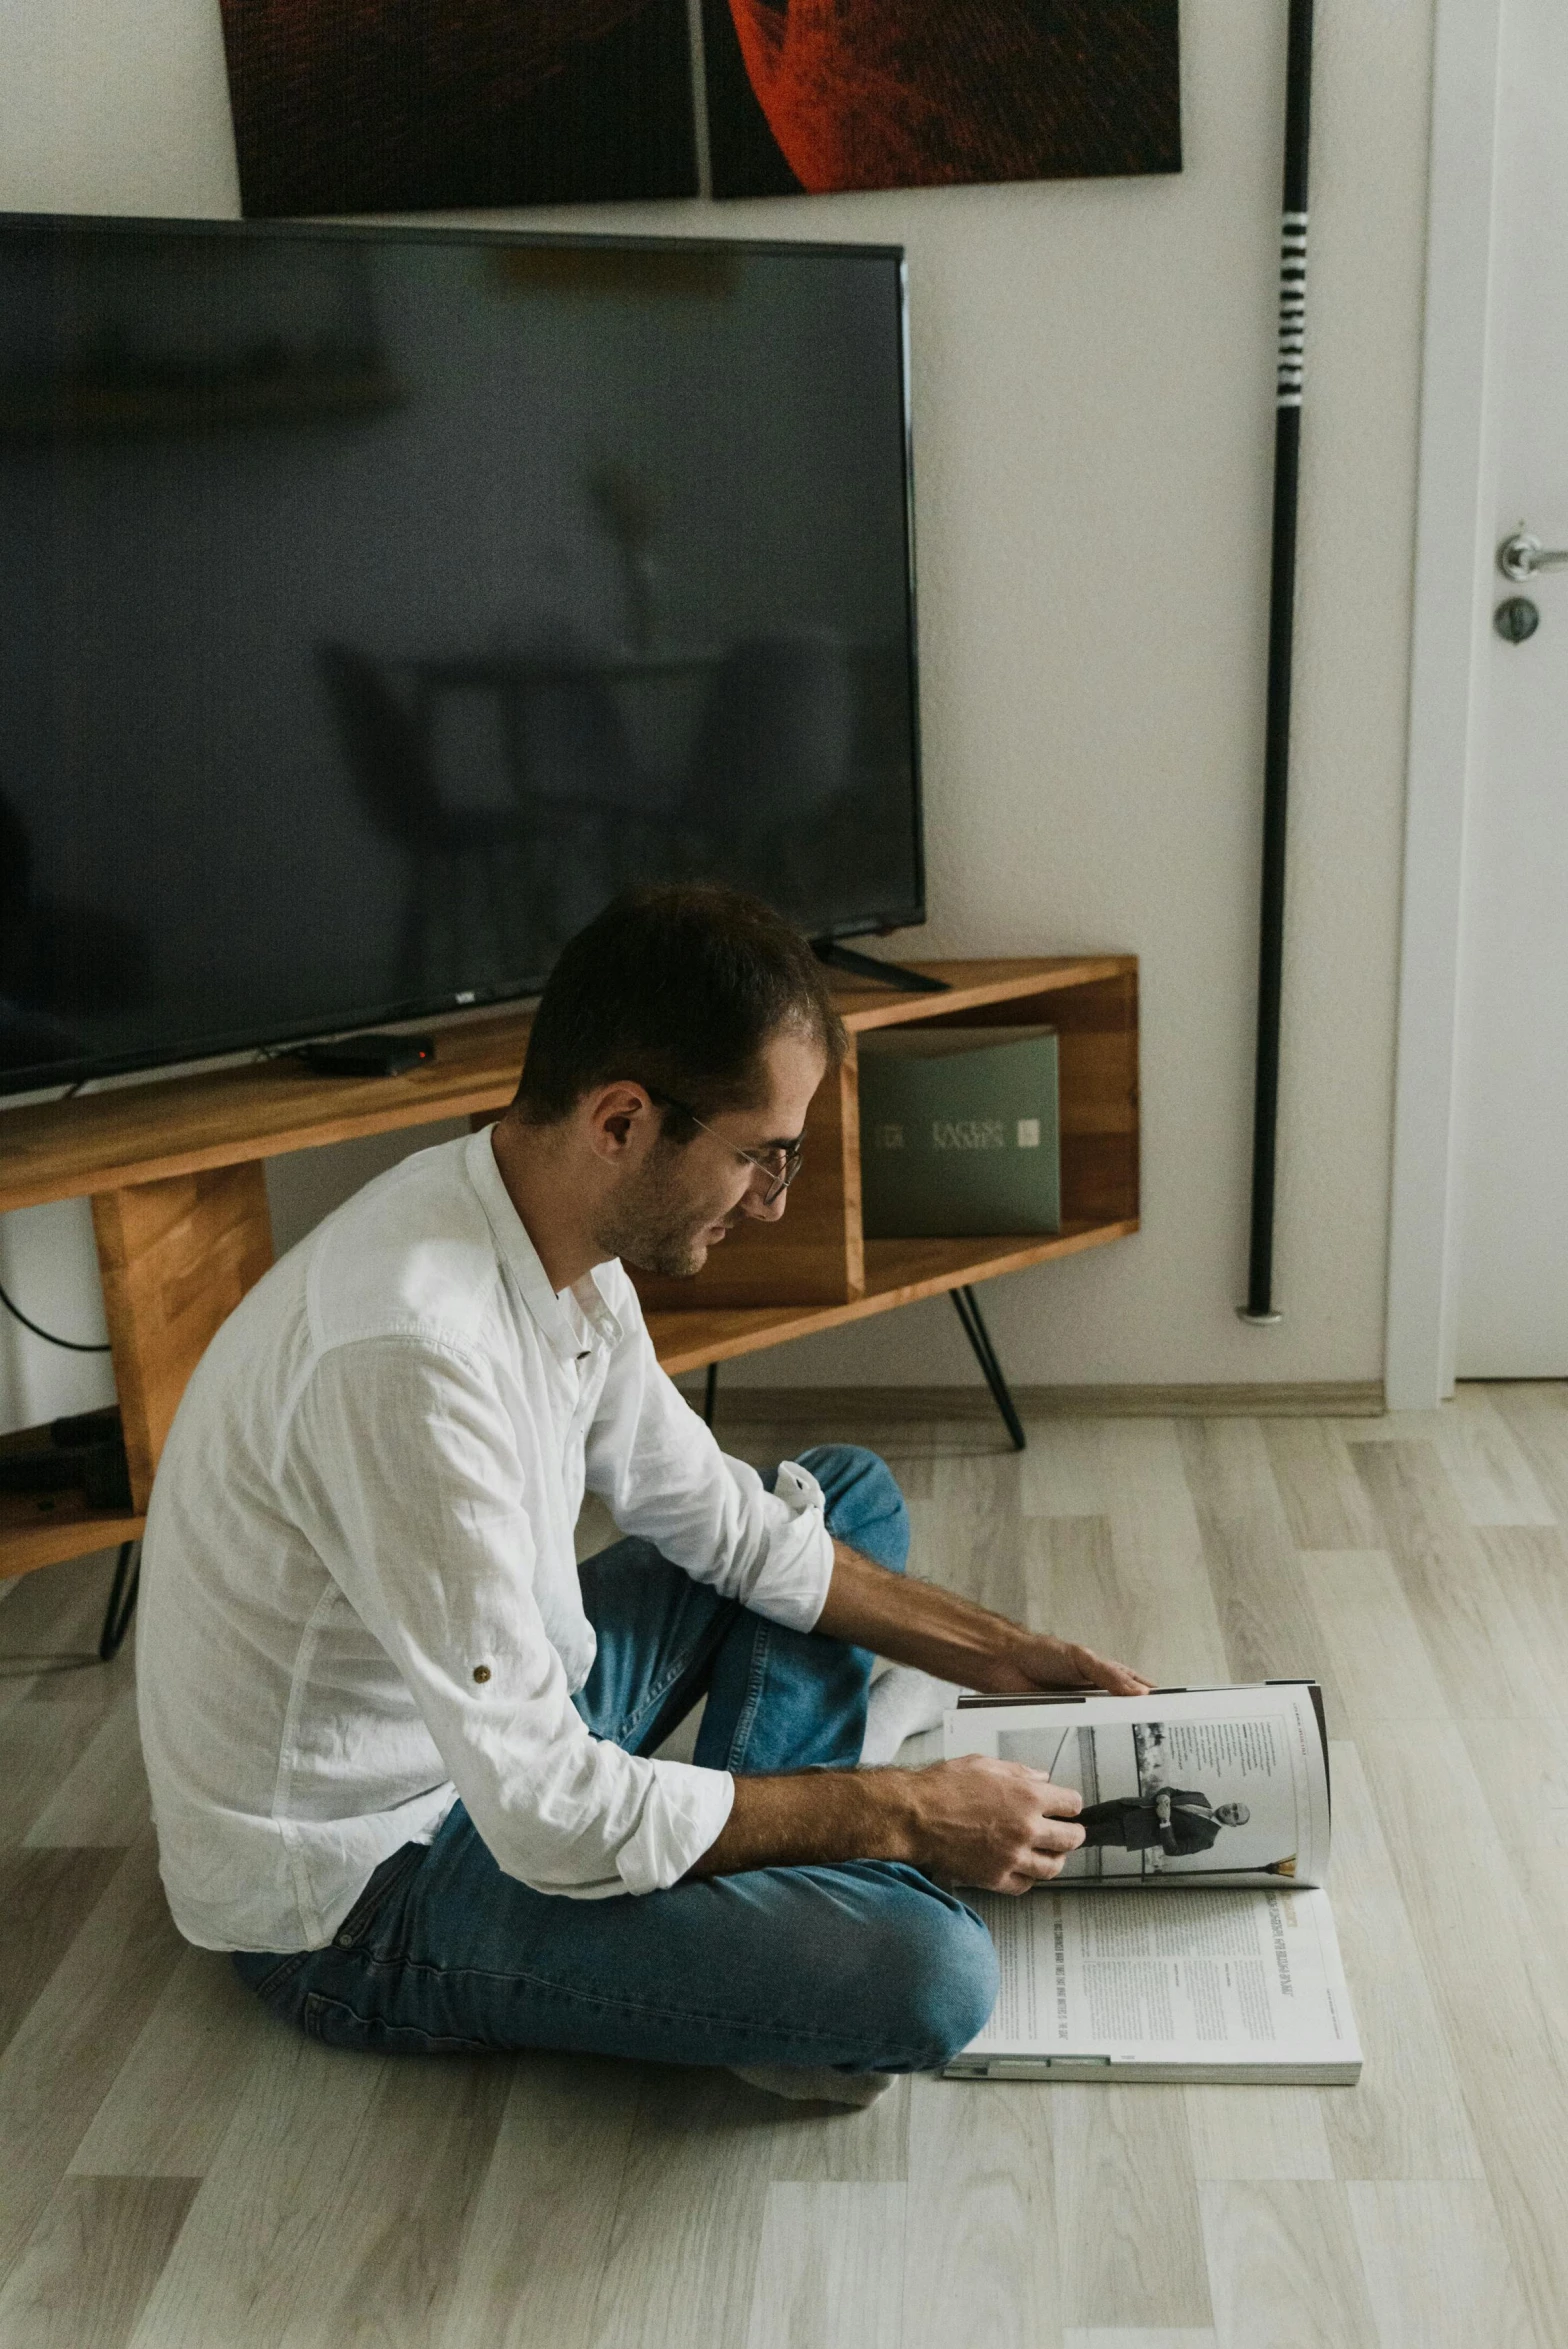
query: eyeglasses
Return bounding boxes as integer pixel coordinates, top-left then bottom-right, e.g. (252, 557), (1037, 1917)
(645, 1089), (804, 1206)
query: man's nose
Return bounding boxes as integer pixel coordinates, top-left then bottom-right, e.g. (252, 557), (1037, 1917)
(740, 1178), (788, 1223)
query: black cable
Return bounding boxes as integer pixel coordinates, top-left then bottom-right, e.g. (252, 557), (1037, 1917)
(0, 1278), (112, 1353)
(0, 1076), (111, 1348)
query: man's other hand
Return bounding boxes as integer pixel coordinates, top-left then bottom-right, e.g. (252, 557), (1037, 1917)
(976, 1634), (1152, 1699)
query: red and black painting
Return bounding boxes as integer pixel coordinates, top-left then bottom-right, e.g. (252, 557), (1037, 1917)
(702, 0), (1182, 199)
(218, 0), (698, 215)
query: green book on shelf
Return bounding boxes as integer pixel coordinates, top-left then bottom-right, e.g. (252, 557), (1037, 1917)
(857, 1027), (1060, 1239)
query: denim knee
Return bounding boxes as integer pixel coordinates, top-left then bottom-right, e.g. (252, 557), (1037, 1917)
(858, 1877), (999, 2067)
(797, 1444), (910, 1578)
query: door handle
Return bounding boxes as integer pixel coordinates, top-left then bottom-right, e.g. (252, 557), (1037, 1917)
(1498, 528), (1568, 581)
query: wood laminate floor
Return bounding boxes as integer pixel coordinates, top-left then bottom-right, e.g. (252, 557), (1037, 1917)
(1, 1382), (1566, 2347)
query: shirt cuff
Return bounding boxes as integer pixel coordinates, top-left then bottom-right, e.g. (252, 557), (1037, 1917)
(743, 1458), (835, 1635)
(615, 1760), (736, 1896)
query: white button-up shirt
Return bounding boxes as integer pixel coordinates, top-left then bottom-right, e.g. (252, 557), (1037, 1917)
(136, 1127), (834, 1953)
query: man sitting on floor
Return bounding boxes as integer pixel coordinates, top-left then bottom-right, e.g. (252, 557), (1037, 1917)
(137, 885), (1148, 2104)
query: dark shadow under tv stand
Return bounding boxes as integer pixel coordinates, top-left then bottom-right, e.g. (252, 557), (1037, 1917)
(812, 940), (952, 995)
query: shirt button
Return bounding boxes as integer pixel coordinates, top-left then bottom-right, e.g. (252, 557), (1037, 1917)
(472, 1665), (491, 1684)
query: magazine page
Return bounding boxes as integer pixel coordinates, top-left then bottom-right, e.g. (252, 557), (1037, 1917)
(947, 1884), (1360, 2080)
(943, 1683), (1330, 1889)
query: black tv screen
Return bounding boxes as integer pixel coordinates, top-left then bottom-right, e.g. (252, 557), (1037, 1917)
(0, 216), (922, 1095)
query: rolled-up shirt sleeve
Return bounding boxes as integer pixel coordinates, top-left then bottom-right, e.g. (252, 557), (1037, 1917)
(582, 1298), (835, 1635)
(291, 1337), (734, 1898)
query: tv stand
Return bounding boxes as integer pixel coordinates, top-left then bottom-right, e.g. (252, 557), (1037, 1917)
(0, 955), (1137, 1602)
(812, 940), (952, 994)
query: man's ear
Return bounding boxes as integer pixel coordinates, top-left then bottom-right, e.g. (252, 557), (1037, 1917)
(583, 1081), (658, 1166)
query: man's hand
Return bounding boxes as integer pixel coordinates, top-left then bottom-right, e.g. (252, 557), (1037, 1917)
(899, 1755), (1084, 1894)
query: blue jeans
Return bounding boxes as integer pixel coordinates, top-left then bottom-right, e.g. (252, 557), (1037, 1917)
(233, 1445), (998, 2073)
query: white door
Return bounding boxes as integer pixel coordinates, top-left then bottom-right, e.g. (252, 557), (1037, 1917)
(1452, 0), (1568, 1375)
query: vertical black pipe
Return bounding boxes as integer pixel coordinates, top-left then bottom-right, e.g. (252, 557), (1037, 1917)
(1240, 0), (1314, 1326)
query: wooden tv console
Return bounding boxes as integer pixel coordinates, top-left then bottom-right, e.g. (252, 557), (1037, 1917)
(0, 955), (1137, 1585)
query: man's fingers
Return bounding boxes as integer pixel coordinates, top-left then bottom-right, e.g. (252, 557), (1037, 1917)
(1029, 1817), (1085, 1856)
(993, 1764), (1081, 1816)
(1036, 1782), (1082, 1819)
(1000, 1846), (1078, 1890)
(1010, 1635), (1153, 1696)
(1079, 1647), (1153, 1696)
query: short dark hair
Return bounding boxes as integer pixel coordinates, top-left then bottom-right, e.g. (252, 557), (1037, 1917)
(512, 885), (846, 1133)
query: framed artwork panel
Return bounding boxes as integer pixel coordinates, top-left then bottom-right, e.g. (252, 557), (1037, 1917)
(220, 0), (699, 216)
(703, 0), (1182, 199)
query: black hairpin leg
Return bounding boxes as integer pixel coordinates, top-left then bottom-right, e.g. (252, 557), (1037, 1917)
(703, 1362), (719, 1429)
(950, 1285), (1027, 1452)
(98, 1539), (141, 1662)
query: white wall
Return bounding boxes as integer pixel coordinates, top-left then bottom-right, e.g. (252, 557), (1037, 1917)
(0, 0), (1435, 1421)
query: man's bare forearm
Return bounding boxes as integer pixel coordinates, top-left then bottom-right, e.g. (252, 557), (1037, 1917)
(682, 1767), (916, 1879)
(813, 1543), (1063, 1690)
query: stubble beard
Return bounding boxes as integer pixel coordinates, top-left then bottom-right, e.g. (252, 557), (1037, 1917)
(593, 1151), (734, 1281)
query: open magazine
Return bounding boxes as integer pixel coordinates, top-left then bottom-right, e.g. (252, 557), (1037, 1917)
(941, 1682), (1360, 2083)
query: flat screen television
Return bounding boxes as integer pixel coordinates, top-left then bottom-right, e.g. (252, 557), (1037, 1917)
(0, 214), (923, 1098)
